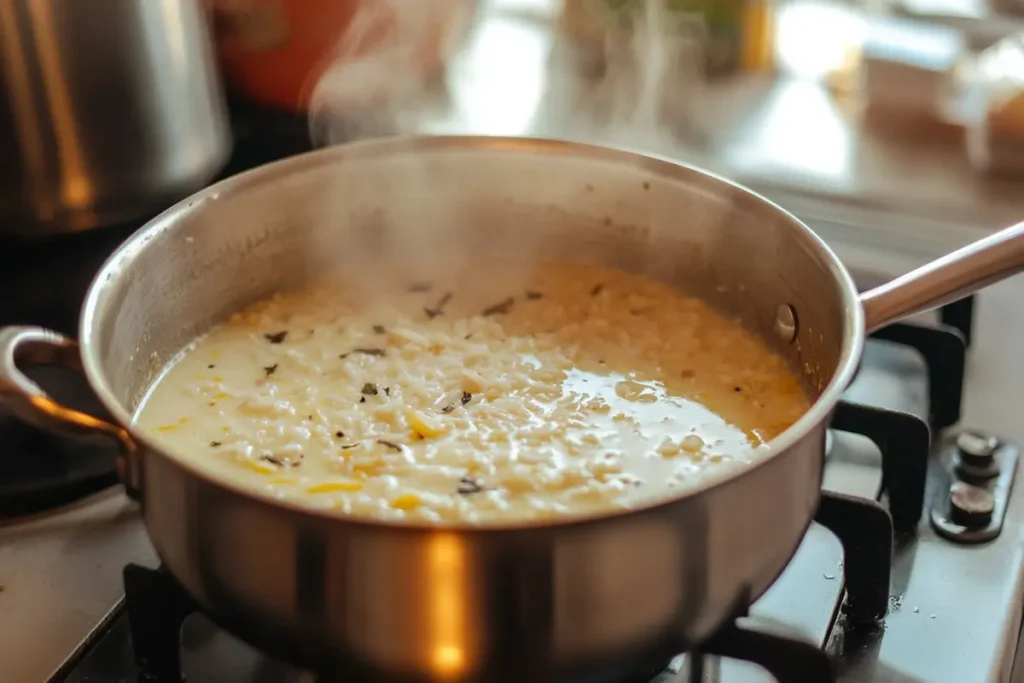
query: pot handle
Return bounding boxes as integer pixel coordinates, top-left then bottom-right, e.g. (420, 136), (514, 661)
(0, 326), (140, 494)
(860, 221), (1024, 334)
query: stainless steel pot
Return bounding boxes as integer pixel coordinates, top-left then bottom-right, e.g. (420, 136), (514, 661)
(1, 137), (1022, 682)
(0, 0), (230, 238)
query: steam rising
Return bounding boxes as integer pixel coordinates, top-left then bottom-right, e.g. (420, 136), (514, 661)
(308, 0), (458, 146)
(302, 1), (719, 298)
(307, 0), (706, 151)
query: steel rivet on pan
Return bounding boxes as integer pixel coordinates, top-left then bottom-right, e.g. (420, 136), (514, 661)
(775, 304), (797, 343)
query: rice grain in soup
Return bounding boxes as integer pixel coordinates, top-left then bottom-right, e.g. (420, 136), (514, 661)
(135, 260), (810, 524)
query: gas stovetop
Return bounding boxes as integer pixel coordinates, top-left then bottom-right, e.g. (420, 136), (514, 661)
(3, 105), (1024, 683)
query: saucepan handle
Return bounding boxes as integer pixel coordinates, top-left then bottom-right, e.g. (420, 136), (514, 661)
(0, 326), (139, 494)
(860, 221), (1024, 334)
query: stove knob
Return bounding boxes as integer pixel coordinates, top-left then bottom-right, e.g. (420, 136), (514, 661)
(948, 481), (995, 528)
(956, 431), (1001, 476)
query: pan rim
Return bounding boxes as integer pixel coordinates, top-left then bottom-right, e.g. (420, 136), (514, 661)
(80, 134), (865, 533)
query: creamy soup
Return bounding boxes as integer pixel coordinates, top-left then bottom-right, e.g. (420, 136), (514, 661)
(136, 260), (810, 523)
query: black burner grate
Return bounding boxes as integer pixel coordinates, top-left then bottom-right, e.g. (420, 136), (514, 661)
(870, 321), (966, 430)
(114, 486), (895, 683)
(831, 401), (929, 534)
(116, 563), (845, 683)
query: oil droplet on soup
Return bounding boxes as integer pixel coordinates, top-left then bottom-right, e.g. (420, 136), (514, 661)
(135, 260), (810, 523)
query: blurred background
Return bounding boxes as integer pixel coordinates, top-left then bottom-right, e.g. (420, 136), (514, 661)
(5, 0), (1024, 276)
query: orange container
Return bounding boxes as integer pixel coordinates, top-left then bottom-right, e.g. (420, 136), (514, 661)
(208, 0), (469, 112)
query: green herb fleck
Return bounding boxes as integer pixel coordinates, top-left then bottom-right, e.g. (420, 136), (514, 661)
(261, 454), (302, 468)
(425, 292), (453, 319)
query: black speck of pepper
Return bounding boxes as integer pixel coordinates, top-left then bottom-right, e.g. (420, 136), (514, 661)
(464, 333), (473, 340)
(263, 363), (278, 377)
(340, 444), (358, 450)
(362, 383), (378, 396)
(264, 330), (288, 344)
(590, 283), (604, 296)
(335, 431), (345, 438)
(642, 181), (651, 191)
(384, 386), (391, 396)
(461, 391), (472, 405)
(482, 297), (514, 317)
(408, 281), (433, 293)
(207, 364), (215, 369)
(377, 439), (402, 452)
(372, 324), (386, 334)
(734, 386), (742, 393)
(441, 404), (455, 413)
(210, 441), (222, 448)
(360, 397), (366, 403)
(526, 290), (543, 300)
(457, 476), (485, 495)
(307, 414), (313, 420)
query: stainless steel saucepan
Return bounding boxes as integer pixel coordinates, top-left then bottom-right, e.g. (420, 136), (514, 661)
(1, 137), (1022, 682)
